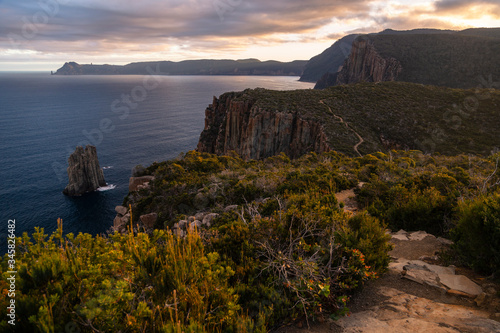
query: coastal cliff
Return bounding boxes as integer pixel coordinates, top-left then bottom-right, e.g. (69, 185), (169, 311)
(334, 36), (402, 85)
(313, 28), (500, 89)
(196, 90), (331, 160)
(196, 83), (500, 158)
(63, 145), (106, 196)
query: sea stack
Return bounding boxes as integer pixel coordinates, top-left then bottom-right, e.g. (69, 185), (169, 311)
(63, 145), (106, 196)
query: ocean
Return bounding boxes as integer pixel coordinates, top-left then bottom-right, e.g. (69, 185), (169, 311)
(0, 72), (313, 247)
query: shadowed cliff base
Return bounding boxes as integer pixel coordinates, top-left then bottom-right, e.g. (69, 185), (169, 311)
(197, 82), (500, 160)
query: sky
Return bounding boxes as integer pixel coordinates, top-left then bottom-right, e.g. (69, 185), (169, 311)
(0, 0), (499, 71)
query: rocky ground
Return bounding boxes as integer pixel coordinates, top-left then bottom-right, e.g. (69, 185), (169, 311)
(275, 189), (500, 333)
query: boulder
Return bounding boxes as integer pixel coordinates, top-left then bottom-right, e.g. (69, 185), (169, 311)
(189, 220), (202, 230)
(140, 213), (157, 230)
(121, 213), (130, 226)
(202, 213), (219, 227)
(63, 145), (106, 196)
(174, 229), (185, 238)
(115, 205), (127, 216)
(114, 213), (130, 232)
(129, 176), (154, 192)
(195, 212), (206, 221)
(193, 192), (208, 209)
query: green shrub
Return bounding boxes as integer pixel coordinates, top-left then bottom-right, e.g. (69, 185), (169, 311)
(336, 213), (393, 274)
(0, 225), (256, 332)
(451, 194), (500, 275)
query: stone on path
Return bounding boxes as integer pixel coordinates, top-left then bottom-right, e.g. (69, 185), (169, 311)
(408, 230), (435, 241)
(439, 273), (483, 297)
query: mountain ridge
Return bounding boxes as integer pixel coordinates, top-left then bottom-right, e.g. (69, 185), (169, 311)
(53, 59), (307, 76)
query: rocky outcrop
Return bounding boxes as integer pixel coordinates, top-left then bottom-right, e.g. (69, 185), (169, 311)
(335, 36), (402, 85)
(197, 92), (331, 160)
(299, 33), (359, 83)
(139, 213), (157, 230)
(112, 206), (157, 232)
(113, 206), (130, 232)
(63, 145), (106, 196)
(129, 176), (154, 192)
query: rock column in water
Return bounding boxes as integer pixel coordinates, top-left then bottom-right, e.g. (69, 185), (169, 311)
(63, 145), (106, 196)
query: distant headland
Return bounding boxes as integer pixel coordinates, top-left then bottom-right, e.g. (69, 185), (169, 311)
(52, 59), (307, 76)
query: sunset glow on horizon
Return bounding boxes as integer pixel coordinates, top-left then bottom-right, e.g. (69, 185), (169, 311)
(1, 0), (499, 71)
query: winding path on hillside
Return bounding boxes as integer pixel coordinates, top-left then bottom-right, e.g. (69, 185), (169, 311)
(319, 100), (364, 157)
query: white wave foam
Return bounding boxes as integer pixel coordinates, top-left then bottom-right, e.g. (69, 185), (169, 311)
(97, 184), (116, 191)
(102, 166), (113, 170)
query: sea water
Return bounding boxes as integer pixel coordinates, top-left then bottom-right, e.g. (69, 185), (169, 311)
(0, 72), (313, 246)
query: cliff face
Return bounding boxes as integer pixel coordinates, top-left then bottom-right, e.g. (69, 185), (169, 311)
(197, 92), (331, 160)
(196, 83), (500, 158)
(299, 34), (359, 83)
(63, 145), (106, 196)
(335, 37), (402, 85)
(316, 29), (500, 89)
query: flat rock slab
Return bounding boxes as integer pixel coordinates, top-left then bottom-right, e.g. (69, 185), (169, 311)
(390, 259), (455, 276)
(391, 233), (409, 241)
(439, 273), (483, 297)
(333, 287), (500, 333)
(404, 268), (444, 290)
(408, 231), (435, 241)
(390, 259), (484, 296)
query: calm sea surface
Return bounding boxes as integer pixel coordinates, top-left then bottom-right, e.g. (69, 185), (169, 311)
(0, 72), (313, 246)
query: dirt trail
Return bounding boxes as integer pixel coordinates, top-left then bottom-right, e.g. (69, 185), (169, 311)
(319, 100), (364, 157)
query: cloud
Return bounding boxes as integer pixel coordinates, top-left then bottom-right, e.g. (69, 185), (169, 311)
(0, 0), (498, 69)
(434, 0), (500, 18)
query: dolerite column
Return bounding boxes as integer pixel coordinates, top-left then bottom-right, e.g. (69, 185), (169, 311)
(63, 145), (106, 196)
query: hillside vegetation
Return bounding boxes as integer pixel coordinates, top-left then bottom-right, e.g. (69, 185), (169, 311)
(201, 82), (500, 157)
(370, 33), (500, 88)
(3, 149), (500, 332)
(309, 28), (500, 89)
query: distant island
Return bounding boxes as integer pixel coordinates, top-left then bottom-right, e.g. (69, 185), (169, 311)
(53, 59), (307, 76)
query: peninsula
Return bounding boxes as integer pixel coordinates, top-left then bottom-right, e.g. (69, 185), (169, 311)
(53, 59), (307, 76)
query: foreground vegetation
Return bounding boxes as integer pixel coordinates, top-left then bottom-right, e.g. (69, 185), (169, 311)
(2, 150), (500, 332)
